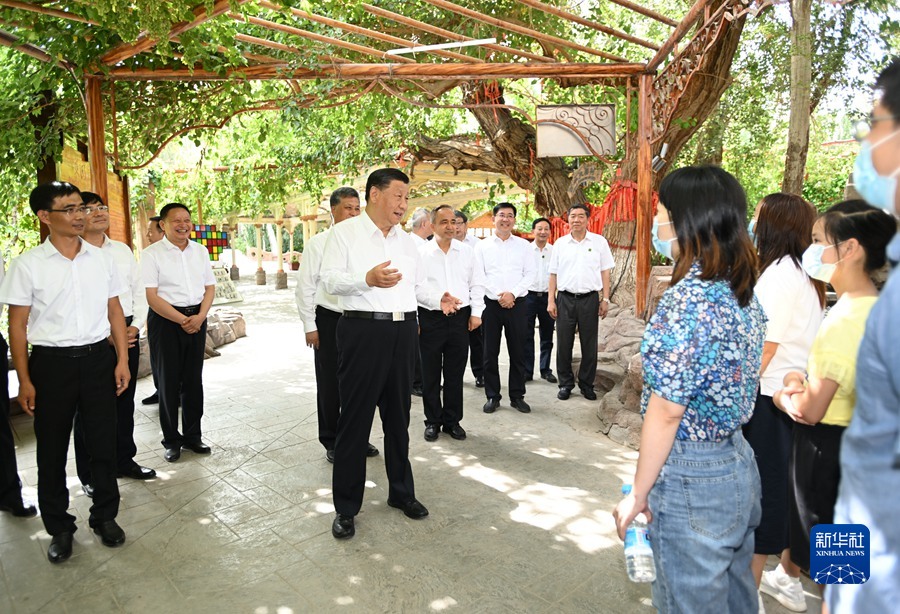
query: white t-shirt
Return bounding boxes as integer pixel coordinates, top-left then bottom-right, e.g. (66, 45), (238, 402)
(755, 256), (824, 396)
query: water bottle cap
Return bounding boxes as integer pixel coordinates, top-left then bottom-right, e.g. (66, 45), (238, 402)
(621, 484), (632, 495)
(635, 513), (649, 523)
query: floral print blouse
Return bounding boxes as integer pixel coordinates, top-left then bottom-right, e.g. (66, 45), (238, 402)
(641, 262), (766, 441)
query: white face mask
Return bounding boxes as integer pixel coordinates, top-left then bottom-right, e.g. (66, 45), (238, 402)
(853, 128), (900, 217)
(801, 242), (843, 283)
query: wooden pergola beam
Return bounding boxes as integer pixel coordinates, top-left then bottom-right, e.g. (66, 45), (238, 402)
(421, 0), (629, 63)
(0, 0), (96, 25)
(0, 27), (71, 67)
(233, 33), (349, 65)
(228, 13), (417, 64)
(257, 0), (482, 64)
(99, 0), (236, 66)
(516, 0), (660, 51)
(362, 3), (553, 64)
(646, 0), (711, 72)
(109, 61), (647, 81)
(606, 0), (679, 28)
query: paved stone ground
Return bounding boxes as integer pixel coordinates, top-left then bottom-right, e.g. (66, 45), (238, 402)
(0, 272), (821, 613)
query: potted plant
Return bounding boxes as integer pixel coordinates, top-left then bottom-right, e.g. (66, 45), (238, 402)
(290, 254), (300, 271)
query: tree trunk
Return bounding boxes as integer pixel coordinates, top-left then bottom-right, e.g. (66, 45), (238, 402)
(782, 0), (813, 194)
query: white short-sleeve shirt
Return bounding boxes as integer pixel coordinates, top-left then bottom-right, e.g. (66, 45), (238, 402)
(755, 256), (824, 396)
(417, 239), (486, 317)
(0, 239), (125, 347)
(142, 237), (215, 307)
(548, 232), (615, 293)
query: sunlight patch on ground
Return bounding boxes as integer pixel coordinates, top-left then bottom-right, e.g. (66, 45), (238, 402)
(430, 596), (459, 611)
(198, 517), (212, 525)
(335, 596), (354, 605)
(458, 463), (520, 493)
(561, 516), (620, 554)
(312, 500), (334, 514)
(508, 483), (586, 530)
(531, 447), (566, 459)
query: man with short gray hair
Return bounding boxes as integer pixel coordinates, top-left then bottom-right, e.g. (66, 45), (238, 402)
(408, 207), (433, 245)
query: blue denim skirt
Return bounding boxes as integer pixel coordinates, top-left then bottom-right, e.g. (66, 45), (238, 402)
(648, 430), (762, 614)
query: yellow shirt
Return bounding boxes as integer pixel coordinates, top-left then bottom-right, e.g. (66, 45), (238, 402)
(807, 295), (878, 426)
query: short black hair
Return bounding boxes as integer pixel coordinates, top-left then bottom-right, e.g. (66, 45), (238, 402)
(149, 215), (161, 223)
(875, 57), (900, 120)
(159, 202), (191, 220)
(431, 204), (454, 223)
(453, 210), (468, 224)
(80, 191), (104, 206)
(492, 202), (516, 216)
(532, 217), (551, 230)
(821, 201), (897, 273)
(29, 181), (81, 214)
(567, 203), (590, 217)
(330, 186), (359, 207)
(365, 168), (409, 201)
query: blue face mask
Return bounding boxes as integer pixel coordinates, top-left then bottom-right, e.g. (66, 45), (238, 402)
(801, 242), (843, 283)
(853, 132), (900, 216)
(652, 219), (675, 260)
(747, 219), (757, 244)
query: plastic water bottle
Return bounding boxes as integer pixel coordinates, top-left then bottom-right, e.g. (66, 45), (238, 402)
(622, 484), (656, 583)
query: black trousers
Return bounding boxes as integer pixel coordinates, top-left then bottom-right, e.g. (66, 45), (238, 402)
(314, 306), (341, 450)
(30, 344), (119, 535)
(0, 334), (25, 507)
(148, 308), (207, 449)
(74, 318), (140, 483)
(556, 291), (599, 392)
(468, 326), (483, 379)
(333, 318), (416, 517)
(524, 291), (555, 377)
(419, 306), (470, 427)
(482, 297), (527, 401)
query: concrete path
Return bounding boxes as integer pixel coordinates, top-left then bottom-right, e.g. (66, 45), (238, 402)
(0, 273), (820, 613)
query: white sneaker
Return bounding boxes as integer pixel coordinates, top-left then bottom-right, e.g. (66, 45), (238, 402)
(758, 591), (766, 614)
(760, 564), (807, 612)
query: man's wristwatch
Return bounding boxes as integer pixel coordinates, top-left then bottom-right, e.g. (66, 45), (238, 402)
(601, 297), (610, 304)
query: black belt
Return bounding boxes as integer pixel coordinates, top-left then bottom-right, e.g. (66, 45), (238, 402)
(32, 340), (108, 358)
(343, 310), (417, 322)
(528, 291), (547, 297)
(315, 305), (342, 318)
(173, 304), (202, 316)
(419, 305), (471, 317)
(559, 290), (598, 299)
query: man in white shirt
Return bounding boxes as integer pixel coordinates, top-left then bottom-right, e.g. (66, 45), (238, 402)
(72, 192), (156, 495)
(547, 204), (615, 401)
(525, 217), (557, 384)
(141, 215), (164, 407)
(454, 210), (483, 387)
(320, 168), (460, 539)
(296, 187), (379, 463)
(418, 205), (485, 442)
(0, 181), (131, 563)
(408, 207), (432, 245)
(143, 203), (216, 463)
(474, 203), (536, 414)
(0, 252), (36, 519)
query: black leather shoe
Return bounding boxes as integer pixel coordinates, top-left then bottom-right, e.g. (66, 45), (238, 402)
(424, 424), (439, 441)
(483, 398), (500, 413)
(332, 513), (355, 539)
(442, 424), (467, 440)
(0, 500), (37, 517)
(581, 388), (598, 401)
(541, 372), (558, 383)
(118, 464), (157, 480)
(183, 441), (211, 454)
(47, 532), (73, 564)
(411, 386), (424, 397)
(475, 377), (484, 388)
(366, 443), (380, 457)
(92, 520), (126, 547)
(557, 388), (571, 400)
(325, 449), (335, 464)
(141, 393), (159, 405)
(164, 447), (181, 463)
(387, 498), (429, 519)
(511, 398), (531, 413)
(82, 484), (95, 498)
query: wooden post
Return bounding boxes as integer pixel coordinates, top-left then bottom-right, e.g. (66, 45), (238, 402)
(635, 73), (653, 316)
(254, 223), (266, 285)
(85, 76), (108, 204)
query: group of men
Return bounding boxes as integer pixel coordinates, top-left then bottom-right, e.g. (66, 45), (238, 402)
(0, 183), (214, 564)
(296, 168), (615, 539)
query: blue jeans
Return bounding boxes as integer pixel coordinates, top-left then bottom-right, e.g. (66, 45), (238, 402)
(648, 431), (761, 614)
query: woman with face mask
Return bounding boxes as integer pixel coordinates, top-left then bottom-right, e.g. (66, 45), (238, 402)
(614, 166), (765, 613)
(742, 194), (825, 612)
(773, 202), (895, 580)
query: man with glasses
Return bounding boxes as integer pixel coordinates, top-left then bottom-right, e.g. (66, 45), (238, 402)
(474, 202), (536, 414)
(73, 192), (156, 500)
(141, 215), (164, 406)
(0, 181), (130, 563)
(454, 210), (484, 387)
(828, 58), (900, 614)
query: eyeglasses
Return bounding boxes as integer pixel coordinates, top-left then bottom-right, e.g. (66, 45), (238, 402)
(48, 206), (88, 217)
(84, 205), (109, 214)
(852, 114), (898, 142)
